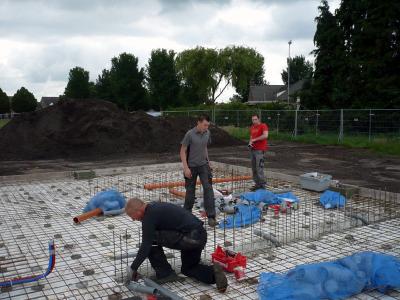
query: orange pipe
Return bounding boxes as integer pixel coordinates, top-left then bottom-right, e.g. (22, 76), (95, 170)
(212, 175), (252, 184)
(144, 175), (252, 190)
(73, 208), (102, 224)
(145, 181), (186, 190)
(169, 188), (186, 198)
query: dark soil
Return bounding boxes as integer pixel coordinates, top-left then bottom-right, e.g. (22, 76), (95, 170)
(0, 99), (242, 160)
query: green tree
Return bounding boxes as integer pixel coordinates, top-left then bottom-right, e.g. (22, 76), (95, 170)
(146, 49), (181, 110)
(11, 87), (37, 112)
(176, 47), (220, 105)
(281, 55), (313, 85)
(109, 53), (147, 111)
(64, 66), (91, 99)
(229, 46), (265, 102)
(176, 46), (264, 104)
(95, 69), (113, 101)
(305, 0), (346, 109)
(0, 88), (10, 114)
(337, 0), (400, 108)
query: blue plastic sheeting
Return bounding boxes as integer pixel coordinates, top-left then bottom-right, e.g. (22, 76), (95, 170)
(240, 189), (281, 205)
(241, 190), (299, 205)
(258, 251), (400, 300)
(83, 189), (126, 213)
(276, 192), (299, 203)
(219, 204), (261, 228)
(320, 190), (346, 209)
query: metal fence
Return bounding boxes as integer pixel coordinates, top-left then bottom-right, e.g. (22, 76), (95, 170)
(162, 109), (400, 142)
(2, 109), (399, 142)
(0, 112), (19, 120)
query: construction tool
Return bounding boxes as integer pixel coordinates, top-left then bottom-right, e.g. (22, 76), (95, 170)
(211, 246), (247, 281)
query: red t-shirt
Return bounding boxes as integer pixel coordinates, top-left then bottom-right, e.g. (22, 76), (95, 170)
(250, 123), (268, 151)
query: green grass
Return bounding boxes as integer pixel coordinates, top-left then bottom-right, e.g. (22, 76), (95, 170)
(222, 126), (400, 156)
(0, 119), (9, 129)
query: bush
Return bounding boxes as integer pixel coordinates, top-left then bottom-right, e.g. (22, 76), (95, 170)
(11, 87), (37, 113)
(0, 88), (10, 113)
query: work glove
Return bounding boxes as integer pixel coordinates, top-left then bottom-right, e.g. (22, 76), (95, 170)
(126, 266), (139, 283)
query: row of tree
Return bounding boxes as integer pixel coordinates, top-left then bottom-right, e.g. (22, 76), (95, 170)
(64, 46), (265, 111)
(301, 0), (400, 109)
(0, 87), (37, 113)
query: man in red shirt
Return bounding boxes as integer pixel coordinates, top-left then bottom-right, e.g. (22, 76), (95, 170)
(249, 114), (269, 190)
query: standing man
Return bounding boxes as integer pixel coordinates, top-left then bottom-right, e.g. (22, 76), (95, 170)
(180, 114), (217, 227)
(125, 198), (228, 292)
(249, 114), (269, 190)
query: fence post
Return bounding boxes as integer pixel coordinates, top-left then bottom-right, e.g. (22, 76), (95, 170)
(277, 112), (280, 134)
(212, 107), (216, 124)
(316, 110), (319, 136)
(368, 109), (373, 142)
(294, 110), (298, 137)
(338, 109), (344, 142)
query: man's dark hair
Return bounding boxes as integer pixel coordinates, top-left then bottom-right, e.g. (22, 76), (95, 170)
(198, 114), (210, 122)
(252, 114), (260, 119)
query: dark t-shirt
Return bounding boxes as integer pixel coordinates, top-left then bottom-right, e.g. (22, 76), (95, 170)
(130, 202), (203, 271)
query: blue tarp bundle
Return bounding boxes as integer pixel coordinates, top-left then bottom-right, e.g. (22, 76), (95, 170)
(219, 204), (261, 228)
(240, 190), (299, 205)
(276, 192), (299, 203)
(258, 251), (400, 300)
(83, 189), (126, 213)
(320, 190), (346, 209)
(240, 189), (279, 204)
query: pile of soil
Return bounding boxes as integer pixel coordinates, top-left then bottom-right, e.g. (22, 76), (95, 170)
(0, 99), (243, 160)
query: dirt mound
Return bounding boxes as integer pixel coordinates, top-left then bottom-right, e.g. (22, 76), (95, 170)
(0, 99), (243, 160)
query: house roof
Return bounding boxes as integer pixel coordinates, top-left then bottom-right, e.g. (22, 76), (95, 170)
(248, 85), (284, 102)
(247, 80), (306, 103)
(276, 79), (305, 101)
(40, 97), (59, 107)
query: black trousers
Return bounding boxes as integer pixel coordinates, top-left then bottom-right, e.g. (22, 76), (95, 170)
(184, 164), (216, 218)
(148, 227), (215, 284)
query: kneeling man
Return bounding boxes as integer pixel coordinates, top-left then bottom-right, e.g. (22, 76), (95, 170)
(125, 198), (228, 293)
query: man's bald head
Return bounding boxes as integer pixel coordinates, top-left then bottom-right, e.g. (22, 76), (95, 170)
(126, 198), (147, 221)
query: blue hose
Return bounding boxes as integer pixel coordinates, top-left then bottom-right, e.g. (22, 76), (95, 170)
(0, 240), (55, 287)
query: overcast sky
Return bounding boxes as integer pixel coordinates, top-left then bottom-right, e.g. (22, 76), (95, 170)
(0, 0), (339, 102)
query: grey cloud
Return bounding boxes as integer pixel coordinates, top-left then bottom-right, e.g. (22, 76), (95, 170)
(0, 0), (160, 41)
(263, 1), (317, 41)
(158, 0), (231, 13)
(0, 0), (325, 98)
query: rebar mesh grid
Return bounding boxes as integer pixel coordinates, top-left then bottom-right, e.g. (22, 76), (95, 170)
(0, 163), (399, 300)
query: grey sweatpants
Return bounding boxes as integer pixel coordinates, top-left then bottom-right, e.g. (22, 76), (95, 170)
(250, 150), (266, 187)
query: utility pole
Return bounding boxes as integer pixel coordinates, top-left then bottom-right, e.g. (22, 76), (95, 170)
(287, 40), (292, 106)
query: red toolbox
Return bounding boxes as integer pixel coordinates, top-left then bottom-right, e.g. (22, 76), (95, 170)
(211, 246), (247, 272)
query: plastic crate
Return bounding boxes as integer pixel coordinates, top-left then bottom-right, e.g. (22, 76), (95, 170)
(300, 172), (332, 192)
(211, 246), (246, 272)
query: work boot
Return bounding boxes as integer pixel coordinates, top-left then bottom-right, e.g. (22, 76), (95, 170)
(150, 271), (183, 284)
(213, 264), (228, 293)
(208, 217), (218, 227)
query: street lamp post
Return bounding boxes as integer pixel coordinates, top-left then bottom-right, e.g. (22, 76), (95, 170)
(287, 40), (292, 106)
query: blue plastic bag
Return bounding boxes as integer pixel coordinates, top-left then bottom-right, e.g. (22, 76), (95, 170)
(276, 191), (299, 203)
(240, 189), (281, 205)
(219, 204), (261, 228)
(258, 251), (400, 300)
(83, 189), (126, 213)
(320, 190), (346, 209)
